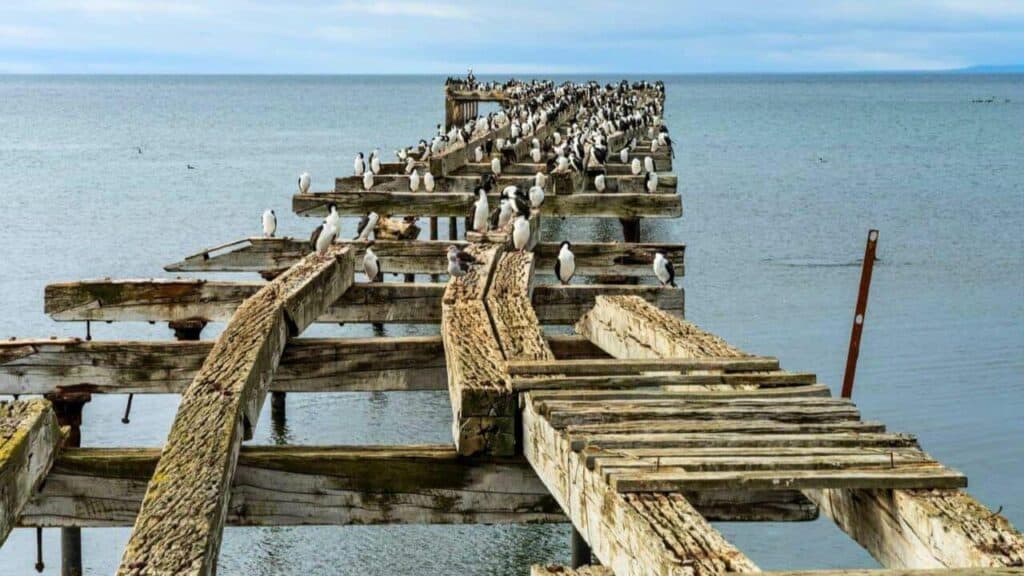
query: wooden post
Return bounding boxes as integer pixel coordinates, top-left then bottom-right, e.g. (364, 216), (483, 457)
(571, 527), (593, 568)
(0, 400), (62, 547)
(43, 392), (90, 576)
(168, 319), (206, 341)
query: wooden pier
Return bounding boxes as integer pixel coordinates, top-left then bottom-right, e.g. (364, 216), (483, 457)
(0, 77), (1021, 575)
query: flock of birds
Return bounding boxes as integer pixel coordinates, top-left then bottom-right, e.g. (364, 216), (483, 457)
(259, 78), (677, 290)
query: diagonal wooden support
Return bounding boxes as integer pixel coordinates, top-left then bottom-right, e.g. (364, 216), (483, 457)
(116, 245), (353, 576)
(0, 399), (62, 546)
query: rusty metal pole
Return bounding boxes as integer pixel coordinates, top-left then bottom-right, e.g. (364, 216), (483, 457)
(841, 229), (879, 399)
(45, 391), (91, 576)
(571, 526), (592, 568)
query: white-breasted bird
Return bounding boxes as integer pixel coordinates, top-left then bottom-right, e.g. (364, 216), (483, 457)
(530, 147), (542, 163)
(535, 171), (547, 189)
(298, 172), (311, 194)
(354, 153), (365, 176)
(490, 156), (501, 176)
(474, 146), (483, 162)
(619, 147), (629, 164)
(473, 188), (489, 233)
(497, 198), (514, 228)
(529, 185), (545, 208)
(370, 149), (381, 174)
(262, 209), (276, 238)
(650, 139), (659, 153)
(646, 171), (659, 193)
(630, 157), (642, 175)
(653, 251), (676, 287)
(404, 157), (416, 174)
(355, 211), (380, 241)
(362, 171), (374, 191)
(447, 245), (478, 278)
(512, 215), (530, 251)
(314, 219), (338, 255)
(409, 170), (421, 192)
(324, 203), (341, 233)
(555, 241), (576, 285)
(423, 170), (435, 192)
(363, 245), (380, 281)
(594, 173), (607, 192)
(644, 156), (655, 173)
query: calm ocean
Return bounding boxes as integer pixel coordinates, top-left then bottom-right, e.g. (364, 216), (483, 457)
(0, 74), (1021, 574)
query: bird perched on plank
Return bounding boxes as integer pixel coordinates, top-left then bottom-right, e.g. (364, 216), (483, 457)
(472, 188), (489, 233)
(354, 153), (365, 176)
(644, 156), (655, 173)
(653, 251), (676, 287)
(646, 171), (659, 193)
(619, 146), (629, 164)
(535, 171), (547, 190)
(555, 241), (575, 285)
(474, 146), (483, 162)
(362, 171), (374, 191)
(363, 243), (380, 282)
(529, 185), (545, 208)
(512, 215), (530, 251)
(423, 170), (435, 192)
(298, 172), (311, 194)
(594, 173), (607, 192)
(312, 219), (338, 256)
(447, 245), (478, 278)
(262, 209), (276, 238)
(355, 211), (380, 241)
(370, 149), (381, 174)
(630, 157), (642, 175)
(409, 170), (421, 192)
(490, 156), (502, 176)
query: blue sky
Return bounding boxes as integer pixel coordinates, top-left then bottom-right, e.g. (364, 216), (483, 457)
(1, 1), (1022, 74)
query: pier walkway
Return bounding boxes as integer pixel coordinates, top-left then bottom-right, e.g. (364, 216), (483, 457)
(0, 78), (1020, 575)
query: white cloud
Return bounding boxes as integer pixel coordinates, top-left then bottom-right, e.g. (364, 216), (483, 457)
(334, 1), (472, 20)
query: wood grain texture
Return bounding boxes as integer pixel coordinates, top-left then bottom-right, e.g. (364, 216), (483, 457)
(0, 399), (61, 545)
(117, 246), (353, 576)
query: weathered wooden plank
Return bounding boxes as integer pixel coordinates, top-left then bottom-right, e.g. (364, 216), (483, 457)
(522, 394), (759, 576)
(805, 488), (1024, 569)
(591, 450), (936, 474)
(745, 570), (1024, 576)
(609, 467), (967, 493)
(0, 337), (445, 395)
(165, 239), (685, 278)
(564, 419), (886, 436)
(568, 432), (920, 453)
(45, 280), (681, 325)
(117, 246), (354, 576)
(513, 372), (819, 391)
(507, 356), (780, 376)
(576, 294), (745, 359)
(21, 446), (564, 528)
(293, 191), (682, 219)
(486, 251), (554, 361)
(0, 399), (62, 546)
(545, 404), (862, 428)
(531, 565), (613, 576)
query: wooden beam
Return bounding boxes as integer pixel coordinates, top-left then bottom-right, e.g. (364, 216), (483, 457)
(805, 488), (1024, 569)
(117, 246), (354, 576)
(0, 399), (62, 546)
(0, 337), (447, 395)
(19, 446), (821, 527)
(486, 251), (554, 361)
(21, 446), (564, 528)
(512, 372), (819, 391)
(745, 570), (1024, 576)
(441, 244), (515, 456)
(506, 356), (780, 376)
(339, 172), (679, 194)
(45, 280), (683, 325)
(532, 565), (612, 576)
(609, 468), (967, 493)
(293, 191), (682, 219)
(164, 238), (686, 279)
(522, 393), (759, 576)
(576, 294), (746, 359)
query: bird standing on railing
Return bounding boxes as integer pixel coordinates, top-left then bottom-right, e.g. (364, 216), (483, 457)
(262, 209), (276, 238)
(512, 215), (530, 251)
(653, 251), (676, 287)
(424, 170), (435, 192)
(298, 172), (311, 194)
(472, 189), (489, 233)
(355, 211), (379, 241)
(409, 170), (421, 192)
(555, 241), (575, 285)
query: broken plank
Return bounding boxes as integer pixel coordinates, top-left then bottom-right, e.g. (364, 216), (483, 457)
(116, 245), (354, 576)
(0, 399), (62, 546)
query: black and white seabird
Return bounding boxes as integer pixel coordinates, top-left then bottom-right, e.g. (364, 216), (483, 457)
(512, 215), (530, 251)
(370, 149), (381, 174)
(594, 173), (607, 192)
(474, 146), (484, 162)
(447, 245), (478, 278)
(535, 171), (547, 189)
(644, 156), (655, 173)
(653, 251), (676, 287)
(409, 170), (421, 192)
(355, 211), (380, 241)
(646, 171), (659, 193)
(362, 171), (374, 191)
(619, 146), (629, 164)
(630, 157), (642, 175)
(354, 153), (365, 176)
(423, 170), (435, 192)
(298, 172), (311, 194)
(529, 185), (545, 208)
(490, 156), (501, 176)
(472, 189), (489, 233)
(363, 243), (380, 281)
(262, 209), (276, 238)
(555, 241), (575, 285)
(314, 219), (338, 256)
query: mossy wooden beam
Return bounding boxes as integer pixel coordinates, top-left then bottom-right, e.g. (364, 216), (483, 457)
(21, 446), (564, 528)
(332, 173), (678, 194)
(117, 246), (354, 576)
(0, 399), (62, 546)
(164, 238), (686, 279)
(45, 280), (683, 325)
(293, 191), (682, 219)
